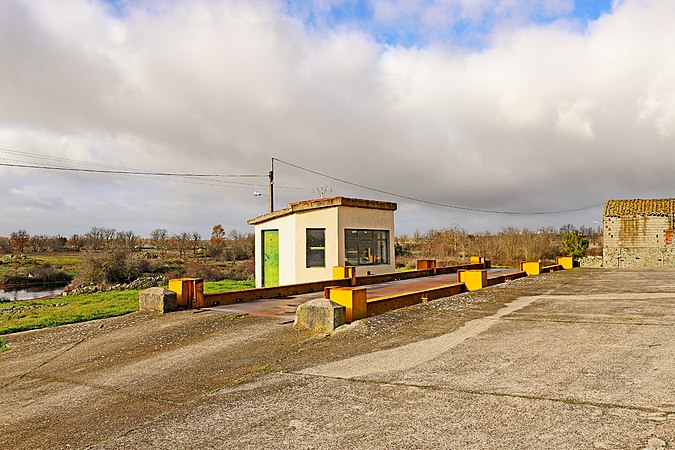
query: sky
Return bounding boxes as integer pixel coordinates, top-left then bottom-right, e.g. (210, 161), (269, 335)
(1, 0), (674, 238)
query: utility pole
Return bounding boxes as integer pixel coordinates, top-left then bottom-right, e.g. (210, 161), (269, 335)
(268, 158), (274, 212)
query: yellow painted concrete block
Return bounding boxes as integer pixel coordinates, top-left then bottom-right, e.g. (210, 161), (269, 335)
(333, 266), (356, 286)
(333, 266), (355, 281)
(333, 266), (348, 280)
(168, 278), (204, 308)
(416, 259), (437, 270)
(459, 270), (487, 291)
(329, 287), (367, 322)
(470, 256), (485, 264)
(520, 262), (542, 276)
(556, 256), (573, 270)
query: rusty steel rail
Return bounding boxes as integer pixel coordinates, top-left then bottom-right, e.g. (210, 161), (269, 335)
(366, 283), (466, 317)
(353, 262), (483, 286)
(363, 269), (529, 319)
(200, 262), (487, 308)
(485, 271), (528, 287)
(200, 278), (352, 308)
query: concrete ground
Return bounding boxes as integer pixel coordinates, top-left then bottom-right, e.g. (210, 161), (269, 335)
(1, 269), (673, 449)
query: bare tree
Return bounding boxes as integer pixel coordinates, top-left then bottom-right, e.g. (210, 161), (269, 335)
(102, 227), (117, 249)
(68, 234), (84, 251)
(171, 232), (190, 258)
(190, 232), (201, 256)
(0, 237), (11, 253)
(116, 230), (138, 251)
(85, 227), (105, 250)
(151, 228), (169, 256)
(10, 230), (29, 253)
(28, 235), (49, 252)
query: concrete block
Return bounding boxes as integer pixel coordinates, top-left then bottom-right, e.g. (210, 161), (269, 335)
(458, 269), (487, 291)
(556, 256), (574, 270)
(168, 278), (204, 308)
(294, 298), (346, 333)
(520, 261), (542, 276)
(332, 266), (356, 286)
(139, 287), (177, 313)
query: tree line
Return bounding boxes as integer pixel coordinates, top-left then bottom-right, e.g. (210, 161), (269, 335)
(1, 225), (254, 262)
(396, 224), (600, 266)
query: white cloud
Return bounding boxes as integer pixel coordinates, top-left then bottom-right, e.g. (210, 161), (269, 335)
(638, 63), (675, 137)
(0, 0), (675, 236)
(556, 97), (596, 142)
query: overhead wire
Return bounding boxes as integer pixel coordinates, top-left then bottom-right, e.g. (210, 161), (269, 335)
(273, 157), (604, 216)
(0, 148), (312, 192)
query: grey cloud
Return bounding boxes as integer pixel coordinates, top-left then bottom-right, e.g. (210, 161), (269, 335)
(0, 0), (674, 236)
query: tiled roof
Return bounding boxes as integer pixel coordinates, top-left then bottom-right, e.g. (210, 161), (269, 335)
(248, 197), (397, 225)
(604, 198), (675, 217)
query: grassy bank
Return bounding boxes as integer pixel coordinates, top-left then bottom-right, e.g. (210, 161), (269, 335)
(0, 254), (81, 278)
(0, 279), (256, 335)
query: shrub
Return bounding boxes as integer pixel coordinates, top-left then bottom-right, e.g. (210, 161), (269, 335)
(184, 262), (226, 281)
(561, 232), (590, 259)
(75, 250), (139, 285)
(29, 263), (73, 283)
(222, 259), (255, 280)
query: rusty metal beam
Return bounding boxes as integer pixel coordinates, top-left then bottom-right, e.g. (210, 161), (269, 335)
(200, 262), (487, 308)
(365, 283), (466, 318)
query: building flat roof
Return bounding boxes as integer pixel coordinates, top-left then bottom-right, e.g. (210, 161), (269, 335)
(604, 198), (675, 217)
(247, 197), (397, 225)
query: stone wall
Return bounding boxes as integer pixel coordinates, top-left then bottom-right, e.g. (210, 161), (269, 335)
(579, 256), (603, 268)
(602, 247), (675, 268)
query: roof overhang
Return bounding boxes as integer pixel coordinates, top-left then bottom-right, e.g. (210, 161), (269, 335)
(247, 197), (397, 225)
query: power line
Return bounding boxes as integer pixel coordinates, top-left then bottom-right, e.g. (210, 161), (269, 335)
(273, 157), (604, 216)
(0, 148), (314, 192)
(0, 161), (265, 178)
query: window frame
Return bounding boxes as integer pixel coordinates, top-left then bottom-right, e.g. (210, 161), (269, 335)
(344, 228), (390, 266)
(305, 228), (326, 268)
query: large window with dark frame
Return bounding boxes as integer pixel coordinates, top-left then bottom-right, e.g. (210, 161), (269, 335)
(344, 229), (389, 266)
(306, 228), (326, 268)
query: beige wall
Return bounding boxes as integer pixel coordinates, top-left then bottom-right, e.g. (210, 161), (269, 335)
(337, 206), (396, 276)
(293, 207), (339, 283)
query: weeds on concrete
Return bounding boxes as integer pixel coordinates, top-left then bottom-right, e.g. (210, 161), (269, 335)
(0, 337), (8, 352)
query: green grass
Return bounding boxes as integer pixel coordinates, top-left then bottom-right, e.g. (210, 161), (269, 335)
(34, 254), (81, 276)
(0, 278), (256, 335)
(0, 337), (8, 352)
(0, 253), (82, 278)
(204, 279), (255, 293)
(0, 290), (139, 335)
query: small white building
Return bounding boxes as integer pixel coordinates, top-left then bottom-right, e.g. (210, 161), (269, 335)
(248, 197), (397, 287)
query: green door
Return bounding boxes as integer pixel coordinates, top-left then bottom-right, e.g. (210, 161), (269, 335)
(262, 230), (279, 287)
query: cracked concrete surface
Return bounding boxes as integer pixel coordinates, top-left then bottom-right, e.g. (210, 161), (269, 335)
(1, 269), (674, 449)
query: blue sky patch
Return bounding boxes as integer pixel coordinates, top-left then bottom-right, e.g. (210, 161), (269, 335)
(284, 0), (614, 48)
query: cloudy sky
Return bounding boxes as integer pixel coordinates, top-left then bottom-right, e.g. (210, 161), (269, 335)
(1, 0), (674, 237)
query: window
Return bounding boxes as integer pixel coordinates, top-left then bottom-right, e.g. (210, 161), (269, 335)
(344, 229), (389, 266)
(306, 228), (325, 267)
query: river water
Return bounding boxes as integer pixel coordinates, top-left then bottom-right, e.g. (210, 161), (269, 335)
(0, 284), (67, 301)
